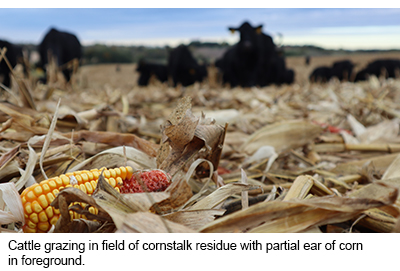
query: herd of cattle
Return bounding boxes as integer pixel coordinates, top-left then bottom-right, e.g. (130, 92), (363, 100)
(309, 59), (400, 83)
(1, 22), (400, 90)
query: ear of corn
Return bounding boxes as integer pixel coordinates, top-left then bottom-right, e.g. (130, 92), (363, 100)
(20, 166), (134, 233)
(20, 167), (171, 233)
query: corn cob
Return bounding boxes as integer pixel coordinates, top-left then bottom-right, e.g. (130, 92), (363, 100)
(20, 167), (172, 233)
(20, 166), (134, 233)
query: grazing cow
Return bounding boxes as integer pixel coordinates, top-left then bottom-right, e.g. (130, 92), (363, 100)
(331, 60), (354, 81)
(136, 60), (168, 86)
(38, 28), (82, 83)
(355, 59), (400, 82)
(309, 66), (332, 83)
(0, 40), (25, 88)
(167, 45), (207, 87)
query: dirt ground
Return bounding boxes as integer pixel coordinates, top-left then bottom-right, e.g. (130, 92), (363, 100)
(77, 52), (400, 90)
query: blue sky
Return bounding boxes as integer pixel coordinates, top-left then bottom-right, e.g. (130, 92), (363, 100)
(1, 8), (400, 50)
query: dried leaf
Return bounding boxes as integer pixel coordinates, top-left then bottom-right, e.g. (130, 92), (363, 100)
(69, 146), (156, 172)
(15, 144), (38, 191)
(189, 183), (257, 211)
(62, 130), (158, 157)
(149, 176), (193, 213)
(241, 120), (323, 155)
(164, 209), (225, 230)
(115, 212), (197, 233)
(0, 182), (24, 225)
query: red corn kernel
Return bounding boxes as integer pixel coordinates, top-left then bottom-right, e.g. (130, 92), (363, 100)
(119, 170), (171, 194)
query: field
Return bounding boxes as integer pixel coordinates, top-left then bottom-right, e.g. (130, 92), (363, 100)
(78, 51), (400, 87)
(2, 51), (400, 233)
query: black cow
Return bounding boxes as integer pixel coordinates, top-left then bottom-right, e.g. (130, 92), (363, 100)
(167, 45), (207, 87)
(215, 45), (237, 86)
(216, 21), (292, 88)
(309, 66), (332, 83)
(0, 40), (25, 88)
(220, 22), (275, 87)
(38, 28), (82, 83)
(331, 60), (354, 81)
(284, 69), (295, 84)
(136, 60), (168, 86)
(355, 59), (400, 82)
(269, 55), (295, 85)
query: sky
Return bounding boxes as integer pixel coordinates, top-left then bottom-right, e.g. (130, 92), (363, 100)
(1, 7), (400, 50)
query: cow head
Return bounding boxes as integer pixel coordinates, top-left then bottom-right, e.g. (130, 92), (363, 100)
(229, 22), (263, 51)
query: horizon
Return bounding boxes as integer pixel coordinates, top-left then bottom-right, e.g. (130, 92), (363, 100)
(1, 8), (400, 50)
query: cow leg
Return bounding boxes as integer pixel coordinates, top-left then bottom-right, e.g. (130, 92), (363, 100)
(62, 69), (71, 82)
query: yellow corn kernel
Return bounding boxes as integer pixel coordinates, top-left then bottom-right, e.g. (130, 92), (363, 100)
(32, 201), (43, 213)
(88, 206), (98, 215)
(61, 175), (70, 186)
(37, 195), (49, 209)
(54, 177), (63, 187)
(79, 184), (87, 194)
(91, 170), (100, 179)
(38, 211), (48, 222)
(29, 213), (39, 224)
(75, 174), (83, 184)
(37, 222), (50, 232)
(45, 206), (54, 219)
(48, 180), (57, 189)
(42, 183), (51, 194)
(103, 170), (111, 179)
(85, 182), (94, 194)
(50, 216), (58, 225)
(24, 202), (33, 214)
(109, 177), (116, 187)
(26, 191), (36, 201)
(26, 220), (36, 229)
(109, 169), (116, 178)
(33, 185), (43, 196)
(86, 171), (94, 180)
(81, 173), (89, 183)
(119, 167), (127, 180)
(52, 189), (60, 198)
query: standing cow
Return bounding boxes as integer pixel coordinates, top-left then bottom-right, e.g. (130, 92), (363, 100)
(38, 28), (82, 83)
(222, 22), (274, 87)
(215, 21), (292, 88)
(0, 40), (25, 88)
(136, 59), (168, 86)
(167, 45), (207, 87)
